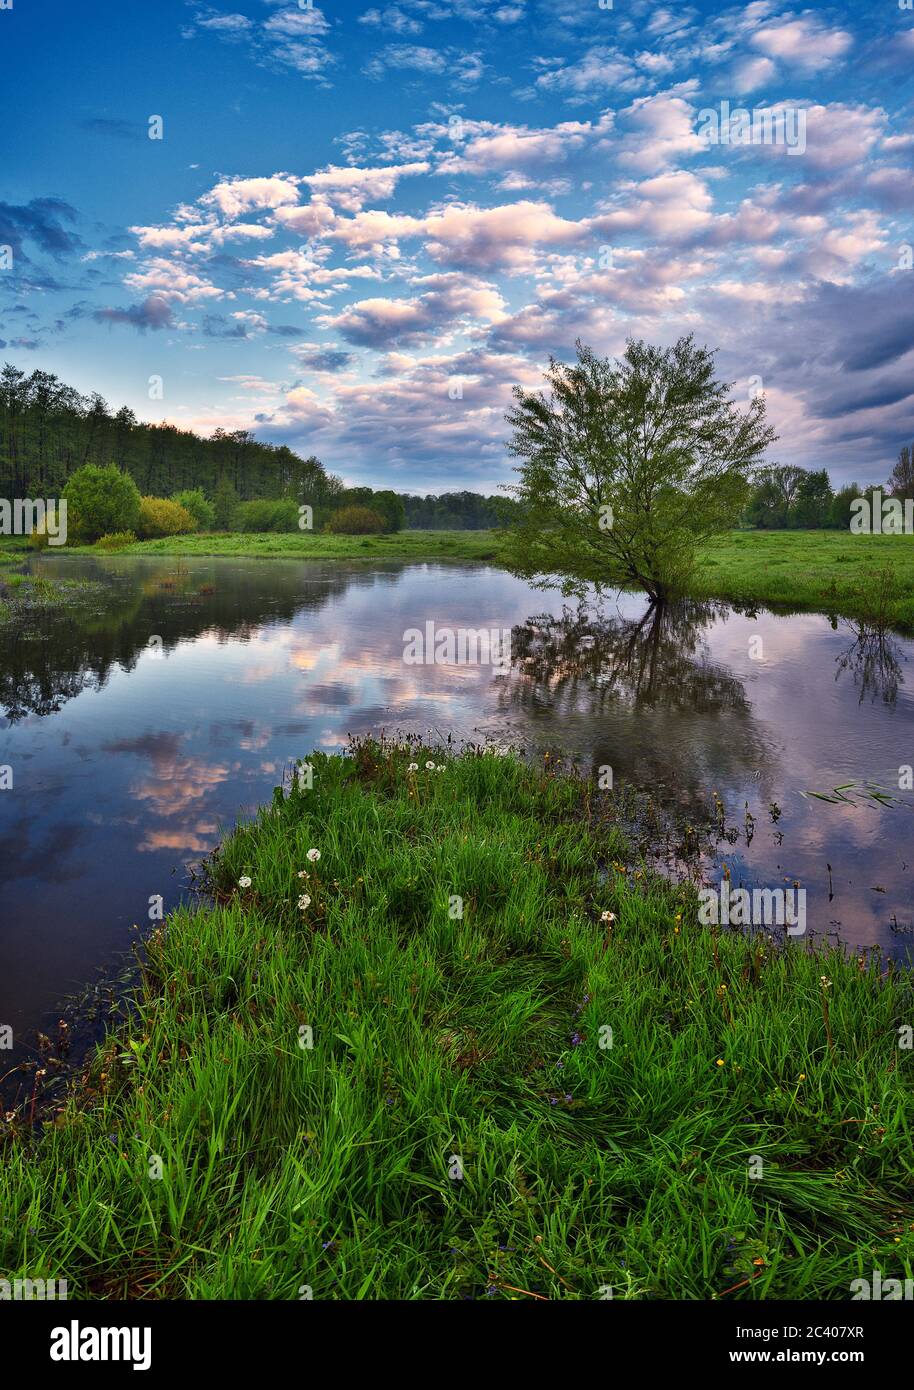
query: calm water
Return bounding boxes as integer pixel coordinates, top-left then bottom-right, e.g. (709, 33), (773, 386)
(2, 553), (913, 1067)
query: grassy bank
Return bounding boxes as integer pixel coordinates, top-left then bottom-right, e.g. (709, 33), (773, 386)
(696, 530), (914, 631)
(65, 528), (503, 564)
(41, 527), (914, 630)
(2, 741), (911, 1299)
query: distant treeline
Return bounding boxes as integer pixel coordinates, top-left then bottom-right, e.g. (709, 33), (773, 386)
(401, 491), (519, 529)
(744, 452), (914, 530)
(0, 364), (517, 531)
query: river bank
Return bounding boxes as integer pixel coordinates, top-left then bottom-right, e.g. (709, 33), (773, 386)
(2, 739), (911, 1299)
(13, 527), (914, 632)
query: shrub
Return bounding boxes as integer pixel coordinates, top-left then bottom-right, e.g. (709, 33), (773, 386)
(324, 505), (386, 535)
(94, 531), (137, 551)
(233, 499), (300, 533)
(62, 464), (142, 542)
(137, 496), (197, 539)
(26, 524), (50, 550)
(171, 489), (215, 531)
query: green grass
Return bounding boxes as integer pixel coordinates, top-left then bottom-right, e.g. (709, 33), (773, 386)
(2, 740), (911, 1300)
(695, 530), (914, 630)
(66, 528), (504, 564)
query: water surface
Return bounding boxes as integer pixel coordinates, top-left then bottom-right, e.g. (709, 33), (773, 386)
(2, 553), (912, 1071)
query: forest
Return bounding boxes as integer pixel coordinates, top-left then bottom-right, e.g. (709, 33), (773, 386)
(0, 363), (515, 530)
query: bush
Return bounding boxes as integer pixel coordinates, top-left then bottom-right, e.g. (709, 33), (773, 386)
(137, 496), (197, 539)
(324, 506), (387, 535)
(171, 489), (215, 531)
(94, 531), (137, 551)
(26, 524), (50, 550)
(63, 464), (142, 543)
(233, 499), (300, 533)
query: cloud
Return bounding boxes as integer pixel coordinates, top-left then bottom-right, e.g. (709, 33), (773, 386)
(80, 118), (144, 141)
(294, 346), (355, 372)
(364, 43), (485, 85)
(0, 197), (81, 261)
(532, 46), (640, 102)
(201, 175), (301, 219)
(750, 16), (852, 71)
(301, 161), (430, 211)
(93, 295), (174, 331)
(320, 271), (506, 346)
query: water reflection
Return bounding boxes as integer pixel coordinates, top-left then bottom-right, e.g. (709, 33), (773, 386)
(1, 555), (913, 1080)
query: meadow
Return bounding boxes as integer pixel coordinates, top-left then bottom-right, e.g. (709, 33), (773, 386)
(2, 740), (911, 1299)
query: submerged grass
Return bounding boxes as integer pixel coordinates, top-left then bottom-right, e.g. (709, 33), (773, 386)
(1, 739), (912, 1299)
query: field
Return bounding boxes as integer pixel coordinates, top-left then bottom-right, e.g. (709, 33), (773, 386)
(2, 740), (911, 1299)
(695, 530), (914, 630)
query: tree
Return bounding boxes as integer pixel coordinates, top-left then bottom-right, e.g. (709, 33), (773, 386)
(212, 475), (239, 530)
(504, 337), (776, 603)
(888, 443), (914, 500)
(171, 488), (215, 531)
(792, 469), (833, 528)
(62, 463), (141, 541)
(137, 496), (197, 538)
(746, 464), (807, 528)
(830, 483), (862, 530)
(369, 489), (405, 533)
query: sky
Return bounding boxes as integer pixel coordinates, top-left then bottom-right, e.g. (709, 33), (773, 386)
(2, 0), (913, 494)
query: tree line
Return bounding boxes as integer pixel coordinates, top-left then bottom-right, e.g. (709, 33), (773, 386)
(0, 363), (518, 533)
(744, 448), (914, 529)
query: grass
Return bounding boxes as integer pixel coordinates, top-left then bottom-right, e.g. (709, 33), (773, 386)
(38, 527), (914, 630)
(65, 528), (504, 564)
(0, 563), (104, 624)
(695, 530), (914, 630)
(2, 739), (912, 1300)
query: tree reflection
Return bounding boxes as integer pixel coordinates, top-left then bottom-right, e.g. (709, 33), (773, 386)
(835, 619), (905, 707)
(503, 596), (771, 815)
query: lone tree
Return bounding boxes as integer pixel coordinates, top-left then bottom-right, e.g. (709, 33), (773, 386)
(503, 337), (777, 603)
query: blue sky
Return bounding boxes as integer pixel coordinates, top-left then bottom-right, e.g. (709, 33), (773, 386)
(2, 0), (913, 492)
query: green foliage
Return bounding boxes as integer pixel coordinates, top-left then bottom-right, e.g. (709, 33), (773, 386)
(94, 531), (137, 551)
(402, 491), (521, 530)
(504, 337), (776, 602)
(1, 740), (911, 1298)
(233, 498), (300, 533)
(365, 489), (405, 533)
(212, 476), (239, 530)
(171, 488), (215, 531)
(137, 496), (197, 539)
(62, 464), (142, 543)
(324, 505), (387, 534)
(0, 364), (338, 504)
(26, 523), (50, 550)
